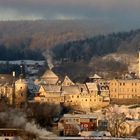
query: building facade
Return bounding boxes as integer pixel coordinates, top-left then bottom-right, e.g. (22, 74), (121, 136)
(109, 79), (140, 100)
(34, 70), (110, 111)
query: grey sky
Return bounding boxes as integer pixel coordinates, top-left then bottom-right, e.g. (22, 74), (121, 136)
(0, 0), (140, 29)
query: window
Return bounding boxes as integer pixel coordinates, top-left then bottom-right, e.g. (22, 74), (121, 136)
(123, 83), (125, 86)
(120, 83), (122, 86)
(90, 119), (94, 122)
(76, 119), (79, 122)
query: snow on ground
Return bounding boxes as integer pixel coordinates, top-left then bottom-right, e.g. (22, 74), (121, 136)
(0, 60), (45, 66)
(91, 105), (140, 120)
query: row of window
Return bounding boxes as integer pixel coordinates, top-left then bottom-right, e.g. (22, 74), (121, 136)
(120, 83), (138, 86)
(65, 118), (79, 123)
(71, 95), (97, 98)
(111, 82), (138, 86)
(110, 88), (138, 93)
(111, 94), (138, 98)
(67, 98), (102, 102)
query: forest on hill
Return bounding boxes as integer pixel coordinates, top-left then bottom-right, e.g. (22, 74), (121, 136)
(0, 20), (140, 79)
(53, 30), (140, 62)
(0, 20), (112, 60)
(0, 20), (139, 61)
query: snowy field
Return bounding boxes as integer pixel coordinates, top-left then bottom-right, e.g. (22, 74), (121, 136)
(0, 60), (45, 66)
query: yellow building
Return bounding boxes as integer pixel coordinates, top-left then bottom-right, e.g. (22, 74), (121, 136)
(34, 81), (110, 112)
(34, 84), (62, 104)
(109, 79), (140, 99)
(34, 70), (110, 111)
(15, 78), (28, 107)
(41, 69), (59, 85)
(0, 84), (13, 104)
(0, 74), (28, 107)
(62, 76), (75, 86)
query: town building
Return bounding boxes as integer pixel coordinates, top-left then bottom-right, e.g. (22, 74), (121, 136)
(109, 79), (140, 102)
(34, 70), (110, 112)
(41, 69), (59, 85)
(58, 114), (97, 136)
(34, 84), (62, 104)
(0, 74), (28, 108)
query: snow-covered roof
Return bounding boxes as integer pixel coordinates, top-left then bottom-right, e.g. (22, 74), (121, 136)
(62, 75), (74, 86)
(61, 86), (80, 95)
(76, 83), (89, 94)
(80, 131), (111, 137)
(42, 69), (58, 79)
(63, 114), (97, 119)
(89, 74), (102, 79)
(41, 69), (59, 84)
(86, 83), (98, 91)
(43, 85), (61, 93)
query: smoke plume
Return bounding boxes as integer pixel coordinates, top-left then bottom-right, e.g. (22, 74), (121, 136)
(0, 109), (54, 137)
(43, 49), (54, 69)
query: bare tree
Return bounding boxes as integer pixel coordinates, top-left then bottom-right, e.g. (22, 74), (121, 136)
(105, 108), (126, 137)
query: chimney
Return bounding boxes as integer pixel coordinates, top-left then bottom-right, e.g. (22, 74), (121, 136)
(139, 52), (140, 78)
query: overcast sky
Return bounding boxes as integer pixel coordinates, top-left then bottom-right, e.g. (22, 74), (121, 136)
(0, 0), (140, 28)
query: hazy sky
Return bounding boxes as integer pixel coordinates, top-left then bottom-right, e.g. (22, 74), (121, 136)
(0, 0), (140, 27)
